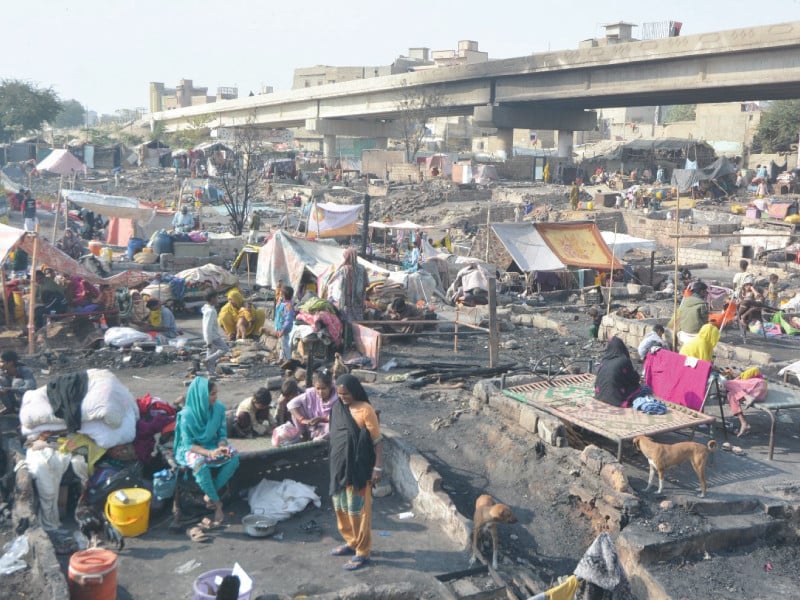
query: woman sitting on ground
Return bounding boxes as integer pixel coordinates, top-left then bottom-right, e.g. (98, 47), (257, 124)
(174, 377), (240, 524)
(287, 369), (338, 440)
(226, 387), (275, 438)
(218, 289), (266, 341)
(594, 337), (642, 407)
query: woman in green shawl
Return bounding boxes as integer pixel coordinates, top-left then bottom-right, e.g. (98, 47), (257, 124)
(174, 377), (240, 524)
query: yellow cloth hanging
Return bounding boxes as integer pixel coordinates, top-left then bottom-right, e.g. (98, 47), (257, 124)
(58, 433), (107, 475)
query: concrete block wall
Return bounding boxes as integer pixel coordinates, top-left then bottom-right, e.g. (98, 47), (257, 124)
(382, 428), (470, 549)
(389, 164), (420, 182)
(495, 156), (534, 180)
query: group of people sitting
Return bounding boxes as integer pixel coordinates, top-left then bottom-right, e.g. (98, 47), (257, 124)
(175, 372), (383, 569)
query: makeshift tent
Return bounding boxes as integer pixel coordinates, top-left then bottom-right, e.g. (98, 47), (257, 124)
(0, 223), (150, 287)
(36, 149), (87, 177)
(670, 156), (737, 193)
(306, 202), (361, 239)
(62, 190), (156, 222)
(256, 230), (388, 293)
(600, 231), (657, 258)
(490, 222), (623, 272)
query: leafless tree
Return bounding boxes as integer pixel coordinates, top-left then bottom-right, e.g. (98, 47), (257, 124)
(396, 85), (443, 163)
(216, 119), (266, 235)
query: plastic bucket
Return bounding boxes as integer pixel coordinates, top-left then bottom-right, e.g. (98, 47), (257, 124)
(193, 569), (252, 600)
(105, 488), (151, 537)
(127, 237), (145, 261)
(101, 247), (114, 263)
(88, 241), (103, 256)
(586, 201), (593, 210)
(68, 548), (118, 600)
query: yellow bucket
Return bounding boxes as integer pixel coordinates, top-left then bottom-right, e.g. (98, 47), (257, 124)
(105, 488), (151, 537)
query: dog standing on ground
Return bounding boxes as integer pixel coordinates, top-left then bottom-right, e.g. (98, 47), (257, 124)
(470, 494), (517, 569)
(632, 435), (717, 497)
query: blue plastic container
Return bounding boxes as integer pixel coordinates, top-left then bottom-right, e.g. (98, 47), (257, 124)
(151, 231), (174, 255)
(127, 238), (145, 261)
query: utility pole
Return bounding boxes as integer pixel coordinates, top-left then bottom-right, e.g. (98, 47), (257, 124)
(360, 194), (371, 257)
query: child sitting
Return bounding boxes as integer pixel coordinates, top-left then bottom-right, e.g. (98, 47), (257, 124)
(226, 387), (275, 438)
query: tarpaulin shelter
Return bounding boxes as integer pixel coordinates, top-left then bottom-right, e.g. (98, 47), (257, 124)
(256, 230), (387, 293)
(670, 156), (737, 193)
(488, 222), (623, 273)
(0, 223), (150, 287)
(36, 149), (87, 177)
(600, 231), (657, 258)
(306, 202), (361, 239)
(61, 190), (161, 247)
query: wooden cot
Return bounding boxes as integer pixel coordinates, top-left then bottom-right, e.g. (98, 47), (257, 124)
(502, 373), (715, 461)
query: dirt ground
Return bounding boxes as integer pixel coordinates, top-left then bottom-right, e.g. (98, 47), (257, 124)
(3, 174), (800, 598)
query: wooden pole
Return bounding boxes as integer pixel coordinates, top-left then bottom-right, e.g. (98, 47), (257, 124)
(488, 276), (498, 368)
(649, 251), (655, 287)
(453, 304), (460, 353)
(672, 196), (681, 348)
(28, 229), (40, 354)
(605, 222), (617, 317)
(484, 202), (491, 263)
(51, 175), (63, 243)
(0, 266), (10, 329)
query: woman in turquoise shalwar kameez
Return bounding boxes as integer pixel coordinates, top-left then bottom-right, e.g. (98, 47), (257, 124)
(174, 377), (240, 524)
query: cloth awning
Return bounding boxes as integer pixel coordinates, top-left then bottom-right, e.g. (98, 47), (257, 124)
(368, 220), (438, 230)
(306, 202), (361, 239)
(62, 190), (156, 222)
(600, 231), (657, 258)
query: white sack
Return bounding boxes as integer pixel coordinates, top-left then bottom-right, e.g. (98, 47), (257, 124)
(247, 478), (321, 522)
(104, 326), (153, 347)
(25, 446), (71, 530)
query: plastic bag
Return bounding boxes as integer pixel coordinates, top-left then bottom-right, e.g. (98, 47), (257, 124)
(247, 478), (321, 522)
(0, 535), (29, 576)
(153, 469), (177, 500)
(271, 423), (301, 447)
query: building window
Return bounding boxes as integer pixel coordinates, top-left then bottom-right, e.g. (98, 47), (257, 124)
(304, 81), (310, 88)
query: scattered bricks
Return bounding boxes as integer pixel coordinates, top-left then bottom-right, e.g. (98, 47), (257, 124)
(510, 313), (534, 326)
(603, 491), (640, 514)
(580, 444), (612, 475)
(519, 406), (539, 434)
(472, 379), (498, 403)
(509, 303), (536, 314)
(600, 462), (632, 493)
(537, 417), (566, 447)
(351, 369), (377, 383)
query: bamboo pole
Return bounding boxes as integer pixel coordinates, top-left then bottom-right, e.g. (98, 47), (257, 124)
(0, 266), (10, 329)
(672, 196), (681, 348)
(605, 222), (617, 317)
(27, 229), (40, 354)
(488, 276), (498, 368)
(51, 175), (63, 243)
(484, 202), (491, 263)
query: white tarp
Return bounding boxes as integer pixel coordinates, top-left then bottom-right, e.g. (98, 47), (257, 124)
(491, 223), (566, 271)
(62, 190), (156, 222)
(600, 231), (657, 258)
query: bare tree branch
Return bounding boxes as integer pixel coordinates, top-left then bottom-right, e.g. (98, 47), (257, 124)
(395, 85), (443, 162)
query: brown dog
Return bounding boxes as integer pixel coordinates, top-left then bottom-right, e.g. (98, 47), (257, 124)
(470, 494), (517, 569)
(632, 435), (717, 497)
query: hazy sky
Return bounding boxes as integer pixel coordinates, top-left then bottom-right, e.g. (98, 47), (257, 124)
(3, 0), (798, 114)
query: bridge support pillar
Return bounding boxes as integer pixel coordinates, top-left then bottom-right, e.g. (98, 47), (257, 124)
(374, 137), (388, 150)
(557, 130), (573, 158)
(494, 128), (514, 160)
(323, 134), (337, 162)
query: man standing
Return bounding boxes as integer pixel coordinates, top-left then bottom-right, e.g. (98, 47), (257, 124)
(656, 165), (665, 184)
(172, 205), (194, 233)
(22, 190), (37, 232)
(247, 210), (261, 244)
(273, 285), (295, 362)
(570, 182), (580, 210)
(202, 291), (229, 374)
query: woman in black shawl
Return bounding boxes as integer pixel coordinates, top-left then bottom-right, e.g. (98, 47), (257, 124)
(328, 374), (383, 571)
(594, 337), (641, 407)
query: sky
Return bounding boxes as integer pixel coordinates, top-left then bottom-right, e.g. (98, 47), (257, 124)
(2, 0), (799, 115)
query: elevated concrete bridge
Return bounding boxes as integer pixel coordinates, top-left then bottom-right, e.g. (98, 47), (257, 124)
(151, 20), (800, 157)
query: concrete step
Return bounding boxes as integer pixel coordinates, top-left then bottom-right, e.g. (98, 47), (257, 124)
(618, 512), (787, 566)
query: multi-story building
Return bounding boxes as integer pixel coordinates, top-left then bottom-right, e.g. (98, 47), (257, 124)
(149, 80), (238, 113)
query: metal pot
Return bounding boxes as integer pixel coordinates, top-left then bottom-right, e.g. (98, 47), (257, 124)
(242, 512), (277, 538)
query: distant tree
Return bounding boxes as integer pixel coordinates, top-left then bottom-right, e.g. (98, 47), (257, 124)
(168, 115), (212, 149)
(54, 99), (86, 128)
(0, 79), (62, 140)
(395, 85), (443, 162)
(215, 119), (266, 235)
(752, 100), (800, 153)
(663, 104), (696, 123)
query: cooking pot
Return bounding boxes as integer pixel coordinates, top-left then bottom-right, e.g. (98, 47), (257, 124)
(242, 512), (277, 538)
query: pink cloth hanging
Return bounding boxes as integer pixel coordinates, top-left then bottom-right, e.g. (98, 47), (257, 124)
(644, 349), (712, 411)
